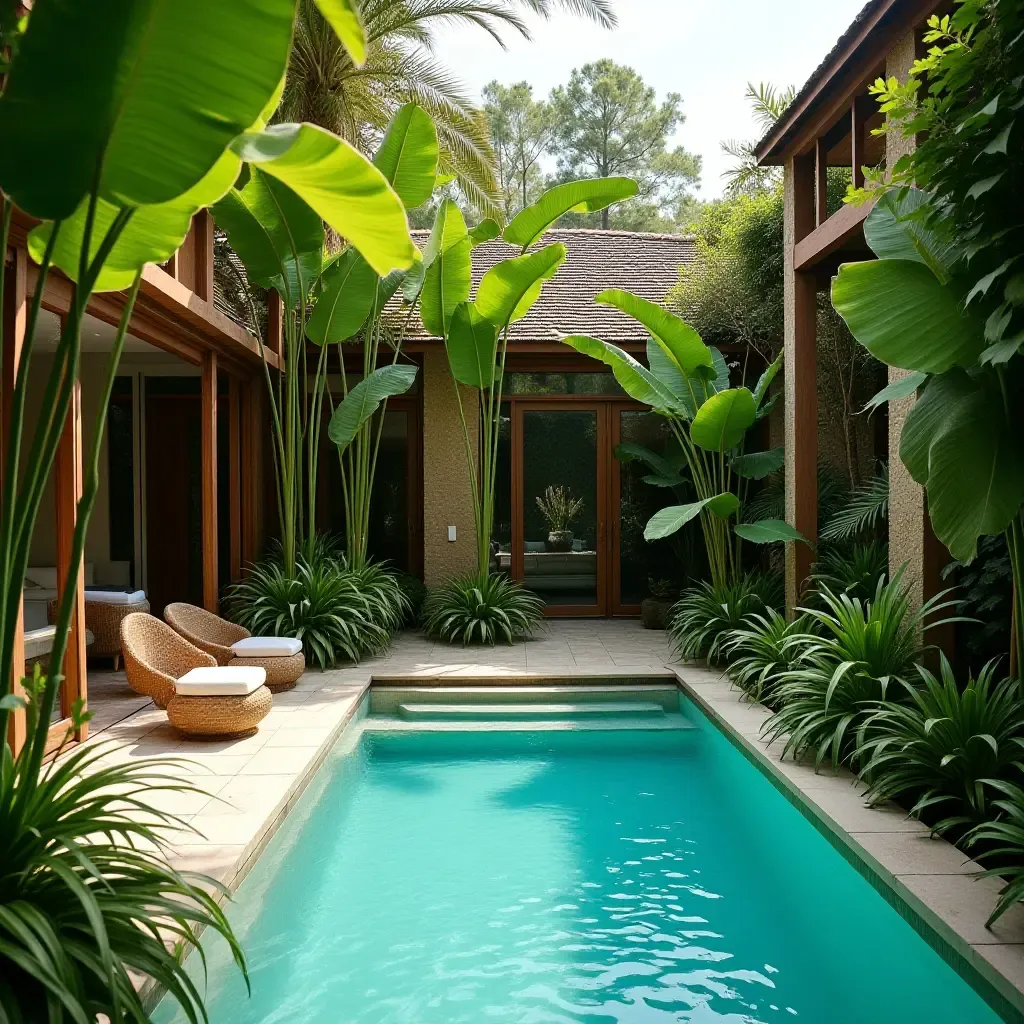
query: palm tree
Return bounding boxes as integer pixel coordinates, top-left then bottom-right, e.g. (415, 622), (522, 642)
(279, 0), (617, 220)
(721, 82), (796, 197)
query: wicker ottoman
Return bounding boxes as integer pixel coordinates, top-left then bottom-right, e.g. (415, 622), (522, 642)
(166, 666), (272, 739)
(230, 637), (305, 693)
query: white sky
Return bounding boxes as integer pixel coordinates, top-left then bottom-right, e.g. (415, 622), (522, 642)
(431, 0), (868, 199)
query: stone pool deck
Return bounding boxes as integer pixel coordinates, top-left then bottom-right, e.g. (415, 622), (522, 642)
(78, 619), (1024, 1019)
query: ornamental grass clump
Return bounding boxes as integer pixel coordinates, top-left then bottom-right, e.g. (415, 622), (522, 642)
(856, 658), (1024, 836)
(535, 485), (584, 532)
(0, 674), (247, 1022)
(423, 573), (545, 645)
(967, 782), (1024, 926)
(668, 572), (782, 663)
(723, 608), (815, 708)
(810, 540), (889, 604)
(764, 572), (962, 773)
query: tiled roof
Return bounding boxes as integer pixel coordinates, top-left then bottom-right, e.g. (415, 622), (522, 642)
(401, 228), (697, 345)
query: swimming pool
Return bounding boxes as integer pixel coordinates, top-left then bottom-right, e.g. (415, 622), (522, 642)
(158, 696), (1003, 1023)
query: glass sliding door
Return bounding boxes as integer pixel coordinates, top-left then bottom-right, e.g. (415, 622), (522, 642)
(512, 403), (607, 615)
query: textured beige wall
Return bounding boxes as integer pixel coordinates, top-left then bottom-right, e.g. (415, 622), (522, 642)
(422, 348), (479, 586)
(782, 156), (803, 612)
(886, 31), (929, 607)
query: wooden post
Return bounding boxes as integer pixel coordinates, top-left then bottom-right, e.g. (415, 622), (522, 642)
(814, 138), (828, 227)
(201, 351), (219, 612)
(2, 241), (27, 752)
(54, 374), (87, 741)
(193, 211), (215, 303)
(851, 97), (868, 191)
(784, 152), (818, 615)
(228, 375), (242, 582)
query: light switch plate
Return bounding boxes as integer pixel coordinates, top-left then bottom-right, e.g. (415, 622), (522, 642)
(447, 525), (457, 542)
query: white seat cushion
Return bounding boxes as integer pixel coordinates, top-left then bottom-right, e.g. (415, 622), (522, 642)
(176, 666), (266, 696)
(83, 589), (146, 606)
(231, 636), (302, 658)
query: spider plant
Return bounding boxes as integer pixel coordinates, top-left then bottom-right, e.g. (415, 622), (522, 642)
(811, 540), (889, 604)
(966, 780), (1024, 926)
(668, 572), (783, 663)
(723, 608), (815, 707)
(422, 573), (545, 645)
(764, 572), (963, 773)
(0, 674), (246, 1022)
(857, 658), (1024, 835)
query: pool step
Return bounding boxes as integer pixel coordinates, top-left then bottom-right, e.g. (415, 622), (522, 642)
(363, 714), (694, 733)
(397, 700), (666, 721)
(370, 684), (680, 715)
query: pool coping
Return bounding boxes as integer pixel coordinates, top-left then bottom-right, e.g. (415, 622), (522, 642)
(673, 665), (1024, 1024)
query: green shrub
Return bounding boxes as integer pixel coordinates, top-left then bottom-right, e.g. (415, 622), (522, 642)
(0, 675), (246, 1021)
(966, 781), (1024, 926)
(227, 557), (392, 668)
(394, 571), (428, 624)
(668, 572), (782, 663)
(423, 573), (545, 645)
(724, 608), (815, 707)
(811, 540), (889, 604)
(857, 658), (1024, 835)
(764, 573), (960, 772)
(345, 560), (410, 633)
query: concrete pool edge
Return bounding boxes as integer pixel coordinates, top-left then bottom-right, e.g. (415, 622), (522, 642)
(673, 666), (1024, 1024)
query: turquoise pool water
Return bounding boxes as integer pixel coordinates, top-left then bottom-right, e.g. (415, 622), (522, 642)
(159, 714), (1002, 1023)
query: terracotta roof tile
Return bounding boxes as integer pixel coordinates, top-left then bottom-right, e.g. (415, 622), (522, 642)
(400, 228), (697, 345)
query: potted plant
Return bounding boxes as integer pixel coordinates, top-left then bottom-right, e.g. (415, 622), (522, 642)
(536, 486), (584, 552)
(642, 577), (677, 630)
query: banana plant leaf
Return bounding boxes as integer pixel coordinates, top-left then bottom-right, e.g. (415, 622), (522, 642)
(863, 187), (962, 282)
(644, 494), (739, 541)
(752, 351), (783, 409)
(232, 123), (416, 277)
(503, 177), (638, 249)
(314, 0), (366, 66)
(863, 370), (927, 413)
(0, 0), (294, 219)
(305, 249), (379, 344)
(373, 103), (438, 210)
(832, 258), (984, 374)
(419, 201), (472, 337)
(734, 520), (811, 545)
(328, 364), (419, 452)
(561, 335), (682, 414)
(476, 243), (567, 327)
(731, 448), (784, 479)
(470, 220), (501, 246)
(446, 303), (498, 389)
(690, 388), (756, 452)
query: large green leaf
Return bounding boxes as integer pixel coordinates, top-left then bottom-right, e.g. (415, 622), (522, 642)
(476, 244), (567, 327)
(863, 370), (928, 413)
(614, 442), (677, 479)
(305, 249), (379, 344)
(734, 520), (811, 545)
(863, 188), (961, 282)
(328, 364), (419, 452)
(232, 124), (416, 277)
(752, 351), (783, 409)
(832, 259), (984, 373)
(561, 335), (681, 413)
(373, 104), (438, 210)
(596, 289), (713, 378)
(644, 494), (739, 541)
(707, 346), (732, 394)
(646, 338), (695, 417)
(731, 448), (784, 480)
(28, 150), (240, 292)
(469, 220), (502, 247)
(690, 388), (756, 452)
(0, 0), (294, 219)
(419, 201), (471, 337)
(899, 370), (974, 485)
(446, 303), (498, 389)
(213, 169), (324, 309)
(504, 178), (639, 249)
(313, 0), (366, 66)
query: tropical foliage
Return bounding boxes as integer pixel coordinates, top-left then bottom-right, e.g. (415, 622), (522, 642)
(819, 465), (889, 542)
(724, 607), (811, 707)
(967, 781), (1024, 925)
(422, 573), (545, 645)
(810, 541), (889, 604)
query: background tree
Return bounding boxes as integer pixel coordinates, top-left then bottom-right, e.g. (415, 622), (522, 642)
(483, 80), (553, 218)
(548, 59), (701, 229)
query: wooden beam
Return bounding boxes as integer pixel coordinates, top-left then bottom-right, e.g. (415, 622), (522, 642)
(201, 351), (219, 612)
(814, 138), (828, 227)
(2, 240), (27, 753)
(228, 376), (242, 582)
(54, 374), (87, 742)
(851, 96), (869, 190)
(794, 199), (874, 271)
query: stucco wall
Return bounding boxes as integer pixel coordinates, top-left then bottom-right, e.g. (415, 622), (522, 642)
(421, 348), (479, 586)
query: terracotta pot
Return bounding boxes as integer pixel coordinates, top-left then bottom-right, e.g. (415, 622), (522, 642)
(545, 530), (574, 552)
(641, 597), (674, 630)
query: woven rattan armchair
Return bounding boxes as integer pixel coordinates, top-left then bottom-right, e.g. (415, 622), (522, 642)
(164, 602), (249, 665)
(120, 612), (215, 708)
(48, 595), (149, 669)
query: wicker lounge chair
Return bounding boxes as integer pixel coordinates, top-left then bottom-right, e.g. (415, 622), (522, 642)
(48, 593), (149, 670)
(164, 602), (305, 692)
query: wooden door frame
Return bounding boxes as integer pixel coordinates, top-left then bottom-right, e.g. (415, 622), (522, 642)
(511, 400), (610, 617)
(609, 401), (647, 617)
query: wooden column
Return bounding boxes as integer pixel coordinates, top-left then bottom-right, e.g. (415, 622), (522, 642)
(2, 241), (27, 752)
(784, 152), (818, 615)
(239, 376), (264, 569)
(193, 211), (215, 303)
(814, 138), (828, 227)
(228, 375), (242, 582)
(201, 351), (219, 612)
(54, 375), (87, 742)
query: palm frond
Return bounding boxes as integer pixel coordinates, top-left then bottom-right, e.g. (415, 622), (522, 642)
(820, 465), (889, 542)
